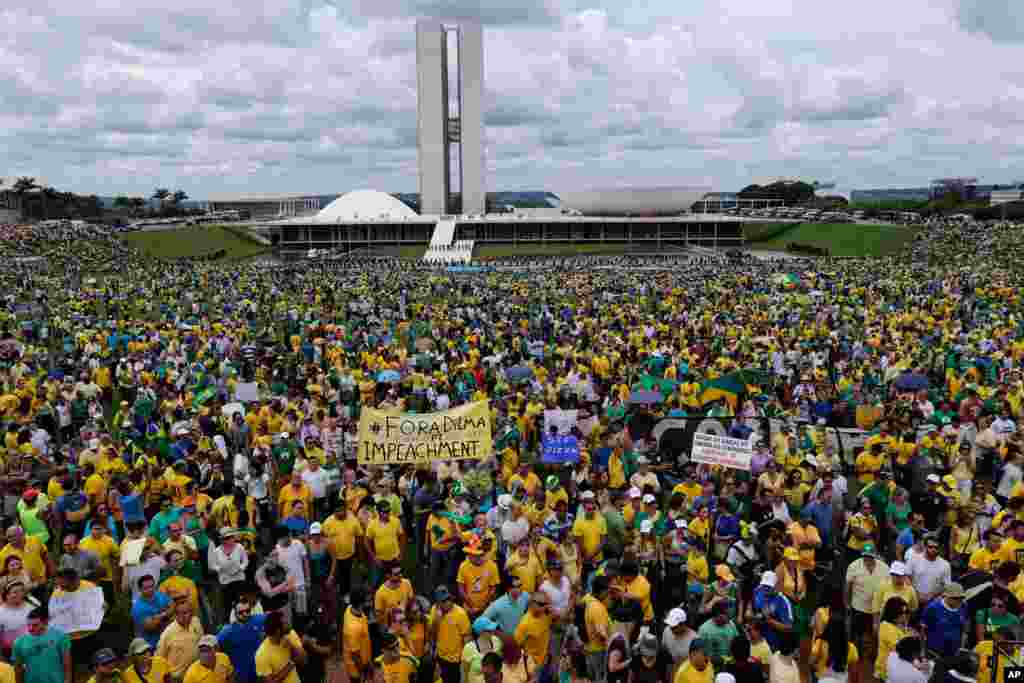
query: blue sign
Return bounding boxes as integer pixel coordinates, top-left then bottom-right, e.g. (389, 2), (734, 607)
(542, 435), (580, 464)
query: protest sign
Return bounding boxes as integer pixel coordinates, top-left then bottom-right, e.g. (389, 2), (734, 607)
(690, 432), (753, 470)
(234, 382), (259, 403)
(542, 435), (580, 464)
(543, 409), (578, 436)
(357, 401), (492, 465)
(48, 586), (105, 634)
(119, 538), (147, 567)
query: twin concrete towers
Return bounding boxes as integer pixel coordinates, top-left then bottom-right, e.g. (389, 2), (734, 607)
(415, 20), (485, 216)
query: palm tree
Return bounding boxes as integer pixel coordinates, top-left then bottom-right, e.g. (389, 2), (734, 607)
(12, 177), (37, 218)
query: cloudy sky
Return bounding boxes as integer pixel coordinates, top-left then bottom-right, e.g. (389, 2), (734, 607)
(3, 0), (1024, 199)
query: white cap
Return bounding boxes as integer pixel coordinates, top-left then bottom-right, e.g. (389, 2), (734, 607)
(637, 456), (650, 465)
(675, 519), (687, 529)
(498, 494), (513, 510)
(804, 454), (818, 467)
(760, 571), (777, 587)
(665, 608), (687, 627)
(628, 487), (642, 499)
(642, 494), (656, 504)
(309, 522), (323, 535)
(580, 490), (596, 501)
(640, 520), (654, 534)
(890, 561), (908, 576)
(716, 674), (736, 683)
(927, 474), (941, 483)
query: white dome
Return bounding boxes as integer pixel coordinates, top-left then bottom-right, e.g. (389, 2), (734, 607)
(314, 190), (417, 222)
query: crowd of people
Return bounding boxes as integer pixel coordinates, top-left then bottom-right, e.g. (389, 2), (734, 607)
(0, 218), (1023, 683)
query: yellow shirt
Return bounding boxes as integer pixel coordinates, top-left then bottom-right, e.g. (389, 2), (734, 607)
(686, 551), (709, 584)
(429, 605), (472, 663)
(254, 632), (304, 683)
(0, 538), (47, 585)
(875, 622), (912, 679)
(121, 655), (172, 683)
(624, 575), (654, 622)
(160, 575), (200, 613)
(673, 661), (714, 683)
(322, 514), (363, 561)
(583, 595), (610, 653)
(366, 516), (404, 562)
(514, 611), (552, 666)
(0, 663), (13, 683)
(975, 639), (1017, 683)
(375, 579), (415, 617)
(506, 552), (544, 593)
(811, 640), (859, 677)
(80, 534), (119, 582)
(671, 482), (702, 505)
(970, 546), (1002, 573)
(277, 483), (313, 519)
(155, 617), (204, 677)
(457, 559), (500, 612)
(376, 654), (418, 683)
(545, 489), (569, 512)
(855, 451), (883, 484)
(872, 580), (919, 615)
(84, 473), (108, 502)
(343, 607), (372, 677)
(182, 653), (234, 683)
(572, 514), (608, 561)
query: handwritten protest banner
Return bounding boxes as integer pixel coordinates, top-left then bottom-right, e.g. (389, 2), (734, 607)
(542, 435), (580, 464)
(358, 401), (492, 465)
(690, 432), (753, 471)
(48, 586), (105, 634)
(543, 409), (578, 436)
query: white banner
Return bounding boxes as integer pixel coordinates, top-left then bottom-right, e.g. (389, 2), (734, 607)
(543, 409), (578, 436)
(48, 586), (105, 634)
(691, 433), (753, 471)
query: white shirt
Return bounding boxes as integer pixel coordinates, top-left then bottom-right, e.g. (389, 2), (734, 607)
(245, 472), (271, 501)
(274, 540), (308, 588)
(209, 543), (248, 585)
(501, 517), (531, 546)
(539, 576), (572, 619)
(301, 468), (330, 499)
(886, 652), (929, 683)
(906, 554), (951, 599)
(998, 463), (1023, 499)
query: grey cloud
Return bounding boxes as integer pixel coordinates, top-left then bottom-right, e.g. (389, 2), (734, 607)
(795, 87), (907, 123)
(957, 0), (1024, 42)
(339, 0), (560, 26)
(484, 100), (554, 127)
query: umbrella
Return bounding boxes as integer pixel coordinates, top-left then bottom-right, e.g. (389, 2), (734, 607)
(376, 369), (401, 383)
(894, 372), (929, 392)
(505, 366), (535, 382)
(628, 390), (664, 405)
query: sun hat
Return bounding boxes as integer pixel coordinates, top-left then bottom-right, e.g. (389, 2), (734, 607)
(944, 582), (966, 599)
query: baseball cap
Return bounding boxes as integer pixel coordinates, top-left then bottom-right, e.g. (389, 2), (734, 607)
(927, 474), (941, 483)
(716, 675), (737, 683)
(760, 571), (777, 587)
(473, 616), (499, 635)
(945, 582), (966, 599)
(580, 490), (596, 501)
(637, 456), (650, 465)
(640, 520), (654, 534)
(129, 638), (152, 656)
(309, 522), (323, 535)
(94, 649), (118, 666)
(642, 494), (656, 504)
(665, 608), (687, 627)
(861, 543), (877, 558)
(890, 561), (908, 576)
(434, 586), (451, 602)
(689, 639), (706, 653)
(498, 494), (513, 510)
(628, 487), (642, 499)
(198, 635), (218, 649)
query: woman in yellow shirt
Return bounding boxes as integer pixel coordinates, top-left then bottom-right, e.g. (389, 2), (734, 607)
(875, 597), (913, 681)
(810, 614), (861, 683)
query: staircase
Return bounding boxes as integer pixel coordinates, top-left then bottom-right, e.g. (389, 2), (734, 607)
(423, 218), (474, 264)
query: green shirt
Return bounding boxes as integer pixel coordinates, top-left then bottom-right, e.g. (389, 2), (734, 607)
(695, 619), (739, 660)
(975, 609), (1020, 640)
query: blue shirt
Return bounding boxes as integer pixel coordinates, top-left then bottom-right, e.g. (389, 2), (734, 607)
(218, 614), (268, 683)
(803, 502), (834, 548)
(762, 593), (794, 650)
(131, 591), (173, 648)
(283, 516), (308, 536)
(55, 492), (88, 520)
(921, 598), (968, 658)
(896, 527), (915, 548)
(481, 592), (530, 634)
(12, 628), (70, 683)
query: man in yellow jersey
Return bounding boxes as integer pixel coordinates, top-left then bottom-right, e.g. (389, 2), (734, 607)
(366, 500), (404, 587)
(323, 500), (363, 603)
(673, 640), (713, 683)
(122, 638), (172, 683)
(572, 491), (607, 575)
(254, 611), (305, 683)
(429, 586), (471, 683)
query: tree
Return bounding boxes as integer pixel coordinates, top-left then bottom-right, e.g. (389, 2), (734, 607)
(738, 180), (816, 206)
(152, 188), (171, 205)
(113, 196), (132, 212)
(171, 190), (188, 205)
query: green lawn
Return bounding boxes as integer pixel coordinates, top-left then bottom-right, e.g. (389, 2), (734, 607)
(122, 226), (269, 260)
(747, 222), (918, 257)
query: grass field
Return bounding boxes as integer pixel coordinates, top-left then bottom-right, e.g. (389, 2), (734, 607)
(121, 226), (270, 260)
(746, 222), (917, 257)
